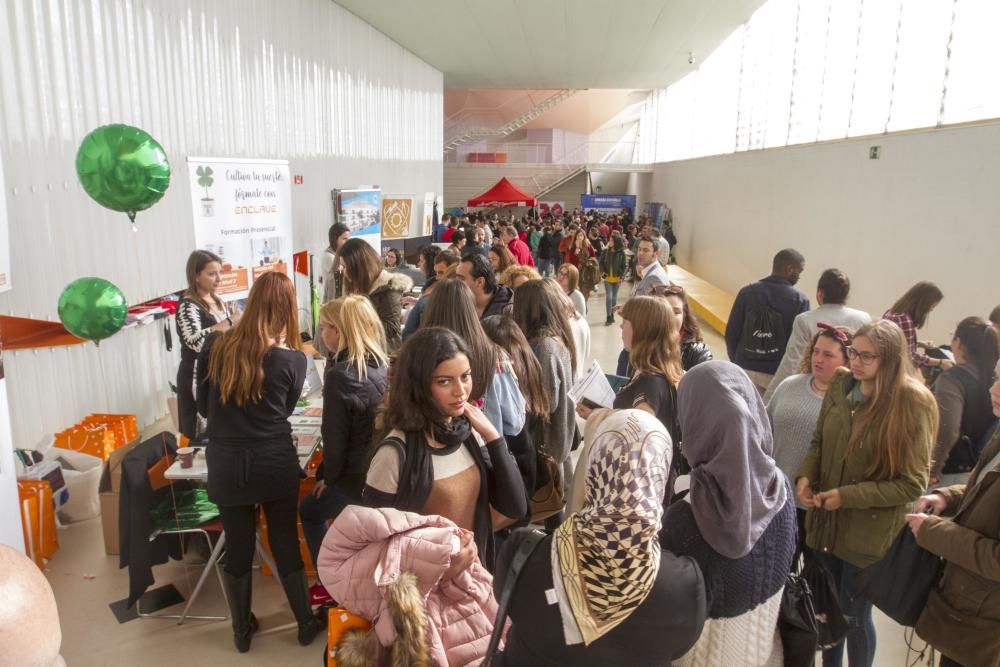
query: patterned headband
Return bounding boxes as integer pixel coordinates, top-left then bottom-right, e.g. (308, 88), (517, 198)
(817, 322), (851, 344)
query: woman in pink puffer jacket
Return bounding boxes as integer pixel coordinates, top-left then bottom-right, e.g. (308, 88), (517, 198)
(317, 505), (503, 666)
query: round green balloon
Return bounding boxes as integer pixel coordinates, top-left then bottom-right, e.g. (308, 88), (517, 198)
(75, 124), (170, 222)
(57, 277), (128, 342)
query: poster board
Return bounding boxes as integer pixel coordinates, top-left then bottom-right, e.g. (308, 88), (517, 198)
(422, 192), (435, 237)
(333, 188), (381, 254)
(187, 157), (294, 301)
(381, 195), (414, 239)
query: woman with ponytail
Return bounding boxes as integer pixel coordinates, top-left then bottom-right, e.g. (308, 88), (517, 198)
(929, 316), (1000, 486)
(796, 319), (938, 667)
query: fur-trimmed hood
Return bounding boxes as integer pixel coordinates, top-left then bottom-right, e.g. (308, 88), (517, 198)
(318, 506), (503, 666)
(369, 270), (413, 296)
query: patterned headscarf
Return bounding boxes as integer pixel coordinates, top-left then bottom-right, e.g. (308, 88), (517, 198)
(677, 360), (788, 559)
(553, 409), (671, 645)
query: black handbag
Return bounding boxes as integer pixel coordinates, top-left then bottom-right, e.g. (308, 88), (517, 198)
(802, 551), (849, 650)
(481, 528), (546, 667)
(778, 572), (819, 667)
(859, 527), (942, 626)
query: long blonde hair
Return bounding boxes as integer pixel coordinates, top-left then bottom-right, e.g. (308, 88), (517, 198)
(320, 295), (388, 380)
(208, 271), (300, 406)
(622, 296), (684, 386)
(849, 320), (938, 480)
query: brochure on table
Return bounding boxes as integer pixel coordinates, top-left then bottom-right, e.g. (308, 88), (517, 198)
(187, 157), (294, 302)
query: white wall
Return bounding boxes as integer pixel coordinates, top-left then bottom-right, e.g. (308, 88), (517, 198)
(651, 122), (1000, 343)
(0, 0), (442, 449)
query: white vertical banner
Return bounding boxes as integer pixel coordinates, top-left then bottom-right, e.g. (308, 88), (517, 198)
(422, 192), (435, 237)
(0, 346), (24, 552)
(187, 157), (294, 301)
(0, 152), (10, 293)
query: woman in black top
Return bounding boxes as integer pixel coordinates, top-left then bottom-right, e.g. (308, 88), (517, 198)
(338, 238), (412, 352)
(362, 327), (527, 571)
(493, 409), (706, 666)
(196, 271), (318, 652)
(654, 284), (714, 371)
(175, 250), (236, 440)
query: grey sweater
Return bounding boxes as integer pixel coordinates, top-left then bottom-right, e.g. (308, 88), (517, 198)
(532, 336), (576, 495)
(766, 373), (824, 507)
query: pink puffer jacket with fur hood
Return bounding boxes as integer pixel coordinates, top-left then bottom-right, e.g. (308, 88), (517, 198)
(317, 505), (503, 666)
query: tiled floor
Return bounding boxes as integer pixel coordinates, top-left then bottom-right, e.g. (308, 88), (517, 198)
(47, 283), (933, 666)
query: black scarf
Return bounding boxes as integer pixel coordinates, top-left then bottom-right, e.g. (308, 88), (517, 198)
(431, 416), (471, 449)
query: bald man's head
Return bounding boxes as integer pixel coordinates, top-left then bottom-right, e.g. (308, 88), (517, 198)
(0, 545), (64, 667)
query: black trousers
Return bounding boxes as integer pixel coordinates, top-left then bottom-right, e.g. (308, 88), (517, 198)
(218, 493), (302, 578)
(939, 656), (964, 667)
(177, 356), (197, 440)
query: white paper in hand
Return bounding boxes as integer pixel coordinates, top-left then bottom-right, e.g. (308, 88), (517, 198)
(567, 361), (616, 410)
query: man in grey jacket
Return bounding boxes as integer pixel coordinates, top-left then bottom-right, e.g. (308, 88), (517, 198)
(634, 236), (669, 296)
(763, 268), (871, 401)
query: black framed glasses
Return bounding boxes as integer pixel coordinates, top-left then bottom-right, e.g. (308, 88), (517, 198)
(846, 347), (879, 365)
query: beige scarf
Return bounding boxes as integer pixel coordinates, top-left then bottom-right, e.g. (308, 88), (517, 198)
(553, 409), (671, 645)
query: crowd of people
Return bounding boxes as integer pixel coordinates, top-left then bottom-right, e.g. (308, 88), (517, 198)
(169, 209), (1000, 667)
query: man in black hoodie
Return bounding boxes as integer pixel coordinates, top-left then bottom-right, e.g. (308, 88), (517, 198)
(456, 253), (513, 318)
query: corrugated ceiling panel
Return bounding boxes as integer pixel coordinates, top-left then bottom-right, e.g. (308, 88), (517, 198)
(0, 0), (443, 447)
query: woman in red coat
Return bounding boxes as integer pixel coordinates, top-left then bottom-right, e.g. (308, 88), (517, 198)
(563, 229), (595, 269)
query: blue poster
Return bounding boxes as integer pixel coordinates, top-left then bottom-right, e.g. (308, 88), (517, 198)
(580, 194), (637, 212)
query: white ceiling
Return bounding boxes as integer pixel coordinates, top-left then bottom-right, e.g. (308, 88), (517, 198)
(333, 0), (767, 89)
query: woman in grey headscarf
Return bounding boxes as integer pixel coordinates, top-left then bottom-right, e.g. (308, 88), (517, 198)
(660, 361), (797, 667)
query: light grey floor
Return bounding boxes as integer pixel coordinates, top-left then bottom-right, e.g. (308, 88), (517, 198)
(46, 283), (931, 666)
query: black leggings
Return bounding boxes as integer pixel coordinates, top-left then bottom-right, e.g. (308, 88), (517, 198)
(177, 357), (197, 440)
(219, 494), (303, 578)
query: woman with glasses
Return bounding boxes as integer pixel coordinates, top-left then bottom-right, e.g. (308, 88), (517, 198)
(929, 317), (999, 487)
(796, 320), (938, 667)
(766, 324), (853, 561)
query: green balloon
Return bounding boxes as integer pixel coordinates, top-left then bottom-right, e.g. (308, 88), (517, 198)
(75, 124), (170, 223)
(57, 277), (128, 342)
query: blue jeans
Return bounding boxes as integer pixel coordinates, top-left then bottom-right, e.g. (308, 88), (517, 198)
(298, 483), (353, 567)
(816, 552), (877, 667)
(537, 258), (553, 277)
(604, 281), (621, 319)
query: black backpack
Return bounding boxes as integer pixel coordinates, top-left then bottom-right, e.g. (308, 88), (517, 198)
(740, 302), (786, 362)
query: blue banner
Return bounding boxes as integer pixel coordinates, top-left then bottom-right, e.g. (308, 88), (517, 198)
(580, 194), (637, 212)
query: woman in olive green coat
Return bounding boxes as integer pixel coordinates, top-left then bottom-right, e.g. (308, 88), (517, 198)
(796, 320), (938, 667)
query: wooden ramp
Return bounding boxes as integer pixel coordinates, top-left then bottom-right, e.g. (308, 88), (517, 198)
(667, 265), (734, 336)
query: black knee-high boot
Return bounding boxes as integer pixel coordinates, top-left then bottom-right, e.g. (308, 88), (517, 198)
(279, 569), (320, 646)
(221, 571), (259, 652)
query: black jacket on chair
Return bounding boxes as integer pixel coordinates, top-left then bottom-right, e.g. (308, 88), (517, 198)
(119, 432), (184, 606)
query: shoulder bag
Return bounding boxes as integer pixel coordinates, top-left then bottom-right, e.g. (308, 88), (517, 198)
(481, 528), (546, 667)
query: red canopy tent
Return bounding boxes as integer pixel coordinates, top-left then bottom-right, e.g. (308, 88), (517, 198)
(467, 177), (537, 207)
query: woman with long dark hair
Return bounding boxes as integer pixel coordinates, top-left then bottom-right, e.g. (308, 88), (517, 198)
(338, 238), (412, 352)
(883, 280), (947, 371)
(929, 316), (1000, 486)
(362, 327), (527, 571)
(796, 320), (938, 667)
(197, 271), (318, 652)
(599, 231), (627, 325)
(421, 279), (525, 439)
(176, 250), (236, 440)
(513, 280), (577, 514)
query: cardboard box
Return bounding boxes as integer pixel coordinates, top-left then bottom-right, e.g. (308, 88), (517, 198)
(98, 437), (140, 555)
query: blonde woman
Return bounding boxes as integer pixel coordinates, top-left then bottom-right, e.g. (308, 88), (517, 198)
(499, 264), (541, 290)
(299, 296), (389, 602)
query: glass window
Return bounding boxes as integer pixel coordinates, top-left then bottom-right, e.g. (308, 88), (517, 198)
(942, 0), (1000, 124)
(787, 0), (831, 145)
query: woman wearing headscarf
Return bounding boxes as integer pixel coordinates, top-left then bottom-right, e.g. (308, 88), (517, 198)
(491, 409), (707, 666)
(661, 361), (796, 667)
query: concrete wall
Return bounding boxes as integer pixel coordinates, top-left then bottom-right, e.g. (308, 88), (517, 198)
(649, 122), (1000, 342)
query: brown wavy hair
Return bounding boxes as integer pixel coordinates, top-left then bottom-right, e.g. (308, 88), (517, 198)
(207, 271), (301, 407)
(489, 245), (516, 274)
(849, 320), (938, 480)
(888, 281), (943, 329)
(482, 314), (550, 419)
(621, 296), (683, 386)
(184, 249), (224, 311)
(339, 238), (383, 295)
